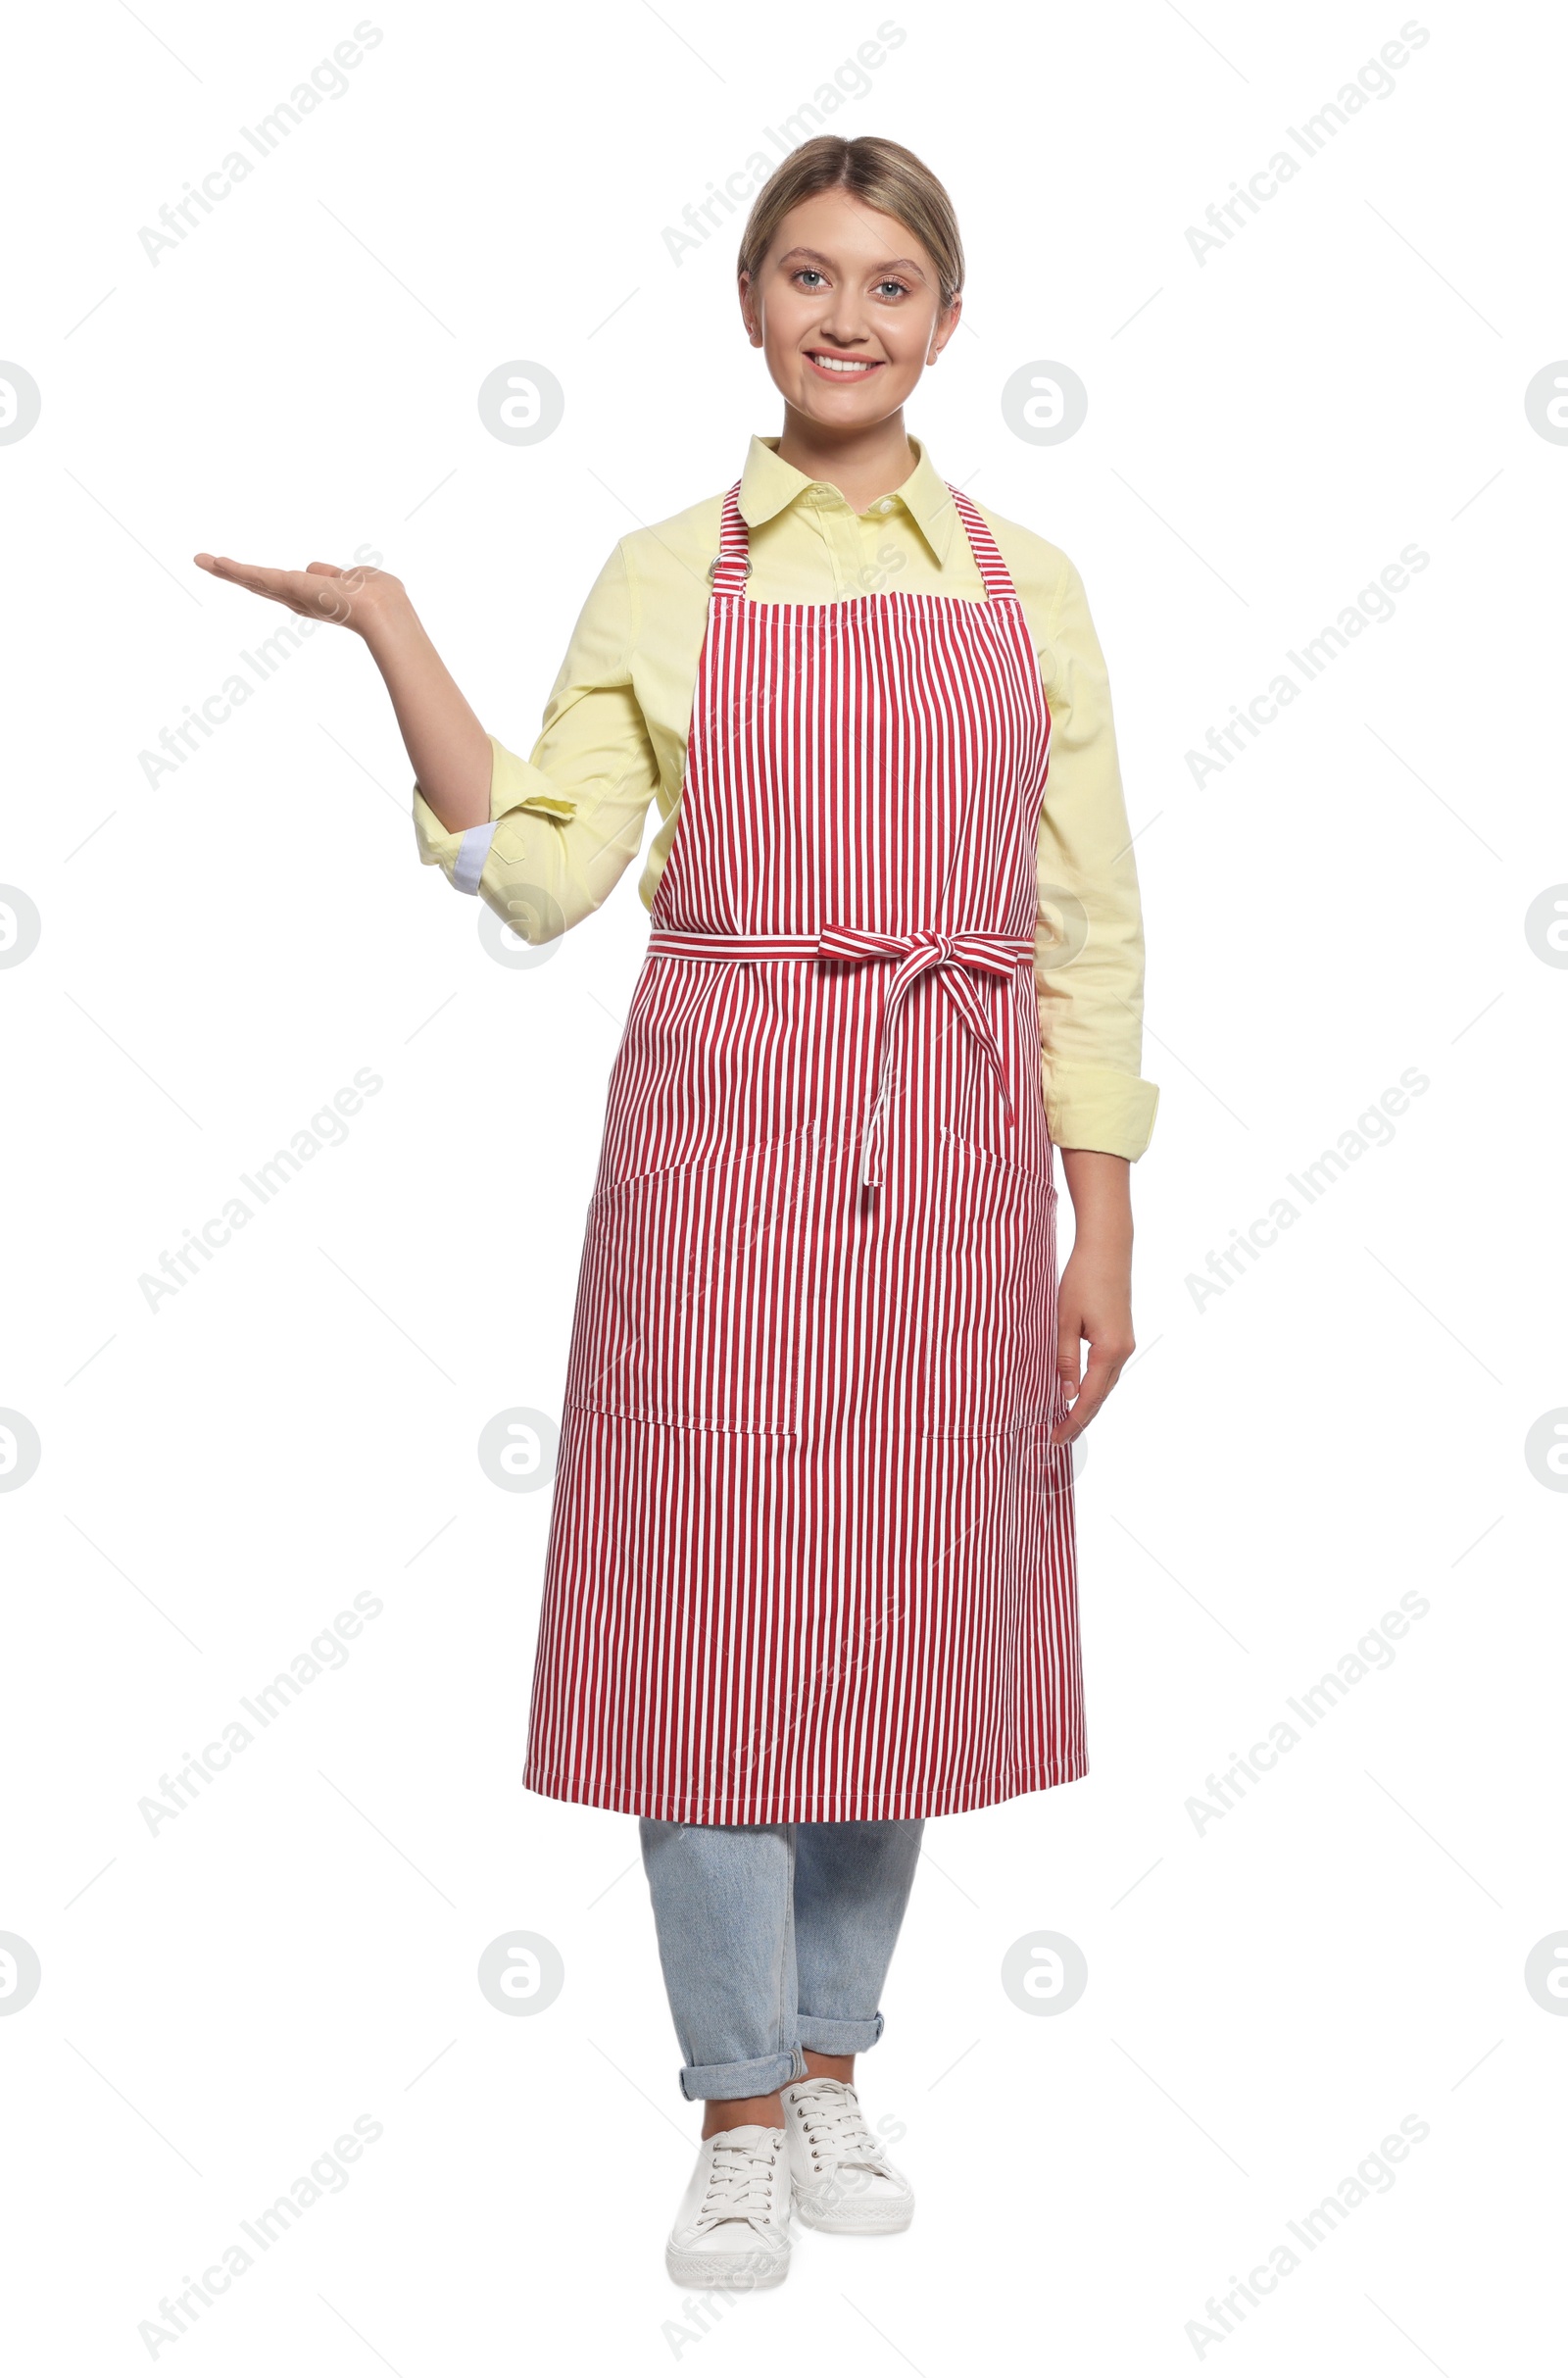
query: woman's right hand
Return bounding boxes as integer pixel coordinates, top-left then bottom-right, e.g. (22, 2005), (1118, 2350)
(192, 552), (409, 642)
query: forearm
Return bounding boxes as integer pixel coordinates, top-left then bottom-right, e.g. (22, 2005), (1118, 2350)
(364, 596), (493, 833)
(1059, 1147), (1133, 1249)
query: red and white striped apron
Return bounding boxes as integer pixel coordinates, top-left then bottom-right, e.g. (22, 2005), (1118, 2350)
(522, 480), (1085, 1822)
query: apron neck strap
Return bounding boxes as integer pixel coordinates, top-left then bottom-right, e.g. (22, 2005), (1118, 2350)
(947, 486), (1020, 602)
(709, 482), (752, 599)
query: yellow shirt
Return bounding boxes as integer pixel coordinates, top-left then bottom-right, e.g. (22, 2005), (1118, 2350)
(413, 432), (1158, 1161)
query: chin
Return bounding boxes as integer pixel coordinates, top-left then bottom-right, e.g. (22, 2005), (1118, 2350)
(798, 377), (900, 417)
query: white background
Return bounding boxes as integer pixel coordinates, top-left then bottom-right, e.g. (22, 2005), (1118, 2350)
(2, 0), (1563, 2368)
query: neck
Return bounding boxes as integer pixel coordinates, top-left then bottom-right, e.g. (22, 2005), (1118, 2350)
(773, 407), (915, 516)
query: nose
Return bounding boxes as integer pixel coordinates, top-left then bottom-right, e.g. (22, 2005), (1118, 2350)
(810, 297), (873, 348)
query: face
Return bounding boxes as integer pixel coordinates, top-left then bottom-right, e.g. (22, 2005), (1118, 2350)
(739, 187), (960, 428)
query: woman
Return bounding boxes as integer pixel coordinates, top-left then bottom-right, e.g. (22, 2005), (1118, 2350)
(196, 133), (1157, 2291)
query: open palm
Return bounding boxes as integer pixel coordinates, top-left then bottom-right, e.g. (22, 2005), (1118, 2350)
(193, 552), (401, 636)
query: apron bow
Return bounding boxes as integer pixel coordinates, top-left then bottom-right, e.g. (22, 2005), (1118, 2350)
(814, 923), (1034, 1188)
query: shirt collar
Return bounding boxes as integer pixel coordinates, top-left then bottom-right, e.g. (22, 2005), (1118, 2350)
(738, 431), (957, 567)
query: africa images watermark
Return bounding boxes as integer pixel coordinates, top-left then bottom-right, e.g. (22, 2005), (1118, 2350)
(1183, 2114), (1431, 2358)
(1185, 1065), (1429, 1313)
(136, 2115), (384, 2359)
(137, 1591), (384, 1837)
(1184, 20), (1431, 265)
(662, 19), (906, 266)
(1184, 1588), (1432, 1837)
(137, 22), (384, 265)
(137, 1067), (383, 1313)
(137, 546), (382, 787)
(1183, 542), (1430, 787)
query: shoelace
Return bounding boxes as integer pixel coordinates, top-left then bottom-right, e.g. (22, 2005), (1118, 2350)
(697, 2133), (783, 2230)
(787, 2081), (895, 2176)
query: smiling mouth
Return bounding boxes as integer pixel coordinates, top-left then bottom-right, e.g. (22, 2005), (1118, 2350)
(804, 351), (885, 378)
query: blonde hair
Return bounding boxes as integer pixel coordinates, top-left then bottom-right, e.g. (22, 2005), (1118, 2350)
(737, 135), (964, 313)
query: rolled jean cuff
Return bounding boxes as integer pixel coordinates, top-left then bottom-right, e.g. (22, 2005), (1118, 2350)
(678, 2044), (808, 2103)
(796, 2008), (886, 2056)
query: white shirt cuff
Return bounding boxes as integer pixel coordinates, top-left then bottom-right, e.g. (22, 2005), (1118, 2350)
(453, 822), (496, 895)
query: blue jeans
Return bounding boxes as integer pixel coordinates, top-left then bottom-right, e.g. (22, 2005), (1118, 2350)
(639, 1819), (925, 2102)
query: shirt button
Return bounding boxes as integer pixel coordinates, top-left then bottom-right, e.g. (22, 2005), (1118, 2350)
(877, 498), (894, 514)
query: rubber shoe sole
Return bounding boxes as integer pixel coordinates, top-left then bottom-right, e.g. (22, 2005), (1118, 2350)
(792, 2181), (913, 2234)
(664, 2236), (791, 2289)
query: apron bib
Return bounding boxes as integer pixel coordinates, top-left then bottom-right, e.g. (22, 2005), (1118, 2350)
(522, 482), (1085, 1821)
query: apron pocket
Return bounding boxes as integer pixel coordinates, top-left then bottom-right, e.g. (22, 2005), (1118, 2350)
(565, 1131), (813, 1436)
(936, 1125), (1058, 1195)
(920, 1126), (1057, 1438)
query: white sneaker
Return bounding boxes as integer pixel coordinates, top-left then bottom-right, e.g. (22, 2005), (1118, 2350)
(781, 2076), (915, 2233)
(664, 2124), (793, 2290)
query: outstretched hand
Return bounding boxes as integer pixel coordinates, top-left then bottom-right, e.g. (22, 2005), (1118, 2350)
(192, 553), (405, 638)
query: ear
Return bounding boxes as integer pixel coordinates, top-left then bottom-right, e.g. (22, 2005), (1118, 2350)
(928, 293), (963, 364)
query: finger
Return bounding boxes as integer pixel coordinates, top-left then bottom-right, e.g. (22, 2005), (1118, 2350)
(299, 564), (371, 619)
(198, 556), (351, 618)
(196, 554), (297, 600)
(1054, 1329), (1080, 1409)
(1049, 1352), (1089, 1446)
(1050, 1349), (1126, 1445)
(1076, 1348), (1127, 1417)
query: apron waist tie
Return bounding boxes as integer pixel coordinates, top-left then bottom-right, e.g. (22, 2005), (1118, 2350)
(645, 923), (1036, 1188)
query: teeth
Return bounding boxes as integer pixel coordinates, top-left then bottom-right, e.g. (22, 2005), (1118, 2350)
(809, 355), (876, 373)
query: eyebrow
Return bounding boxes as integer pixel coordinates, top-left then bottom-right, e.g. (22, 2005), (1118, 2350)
(773, 246), (928, 278)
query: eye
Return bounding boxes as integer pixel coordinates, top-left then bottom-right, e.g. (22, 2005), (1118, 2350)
(793, 268), (827, 290)
(875, 279), (910, 300)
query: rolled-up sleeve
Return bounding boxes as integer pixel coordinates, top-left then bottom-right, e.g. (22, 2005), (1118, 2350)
(1035, 557), (1159, 1160)
(413, 539), (661, 943)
